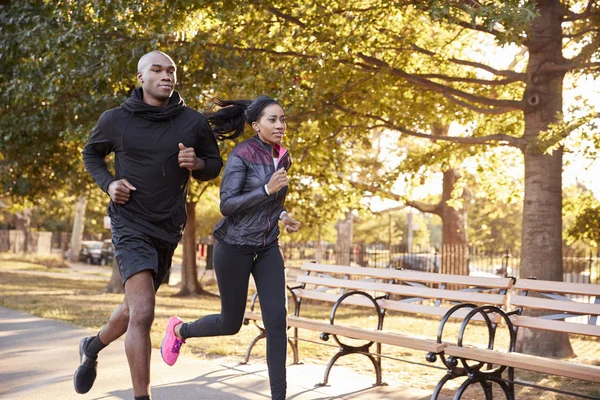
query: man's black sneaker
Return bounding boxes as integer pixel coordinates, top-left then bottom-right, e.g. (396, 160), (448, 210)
(74, 336), (98, 394)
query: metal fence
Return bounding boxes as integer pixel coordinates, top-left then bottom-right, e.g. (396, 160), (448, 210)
(2, 230), (597, 284)
(279, 242), (600, 284)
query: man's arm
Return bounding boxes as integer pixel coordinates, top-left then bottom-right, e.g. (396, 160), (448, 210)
(191, 119), (223, 181)
(82, 111), (116, 193)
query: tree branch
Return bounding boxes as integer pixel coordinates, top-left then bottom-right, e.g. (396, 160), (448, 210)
(355, 53), (524, 111)
(442, 93), (516, 115)
(406, 200), (440, 215)
(204, 42), (318, 60)
(267, 6), (306, 28)
(409, 43), (526, 80)
(349, 178), (441, 216)
(453, 19), (503, 36)
(329, 103), (525, 148)
(563, 0), (597, 21)
(557, 37), (600, 72)
(416, 73), (521, 86)
(563, 27), (600, 39)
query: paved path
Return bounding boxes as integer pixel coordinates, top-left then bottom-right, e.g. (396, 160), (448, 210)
(0, 307), (444, 400)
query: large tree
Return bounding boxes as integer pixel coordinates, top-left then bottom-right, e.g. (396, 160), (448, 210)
(198, 0), (599, 357)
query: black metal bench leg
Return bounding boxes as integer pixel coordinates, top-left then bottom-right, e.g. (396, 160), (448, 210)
(508, 366), (515, 399)
(489, 378), (514, 400)
(317, 350), (345, 386)
(364, 352), (384, 386)
(479, 380), (493, 400)
(287, 336), (300, 365)
(455, 376), (476, 400)
(431, 372), (457, 400)
(240, 331), (266, 364)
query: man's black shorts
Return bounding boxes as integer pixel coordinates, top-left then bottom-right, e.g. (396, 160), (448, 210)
(111, 220), (177, 290)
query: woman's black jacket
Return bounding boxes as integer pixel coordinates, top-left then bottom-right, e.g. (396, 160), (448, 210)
(213, 136), (292, 248)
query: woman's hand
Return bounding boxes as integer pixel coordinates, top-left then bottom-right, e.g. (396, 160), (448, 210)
(266, 168), (288, 194)
(281, 212), (301, 233)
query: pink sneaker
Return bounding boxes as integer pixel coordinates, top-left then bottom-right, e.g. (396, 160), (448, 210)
(160, 316), (185, 366)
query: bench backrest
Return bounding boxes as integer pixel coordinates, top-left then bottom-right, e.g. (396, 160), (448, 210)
(509, 278), (600, 337)
(293, 263), (513, 322)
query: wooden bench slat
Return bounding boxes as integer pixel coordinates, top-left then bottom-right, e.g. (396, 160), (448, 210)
(510, 295), (600, 316)
(509, 315), (600, 337)
(379, 299), (503, 324)
(515, 279), (600, 296)
(293, 288), (502, 323)
(297, 275), (507, 305)
(301, 263), (513, 288)
(444, 345), (600, 383)
(289, 316), (446, 353)
(244, 312), (446, 353)
(294, 288), (380, 307)
(245, 311), (262, 320)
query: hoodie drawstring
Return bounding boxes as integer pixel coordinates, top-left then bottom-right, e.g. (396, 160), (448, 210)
(161, 149), (180, 177)
(122, 112), (184, 177)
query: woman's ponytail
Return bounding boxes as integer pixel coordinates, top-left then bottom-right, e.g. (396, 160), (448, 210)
(207, 99), (252, 141)
(208, 95), (280, 141)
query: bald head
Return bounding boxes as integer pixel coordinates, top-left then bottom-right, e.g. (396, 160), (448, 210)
(137, 51), (176, 73)
(136, 51), (177, 106)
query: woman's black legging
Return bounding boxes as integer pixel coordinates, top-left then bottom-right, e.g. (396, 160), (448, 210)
(179, 240), (288, 400)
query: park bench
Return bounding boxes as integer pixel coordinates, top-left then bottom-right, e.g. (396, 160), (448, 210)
(242, 262), (514, 388)
(437, 278), (600, 399)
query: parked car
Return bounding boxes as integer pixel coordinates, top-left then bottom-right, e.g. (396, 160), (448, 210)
(388, 254), (503, 277)
(100, 239), (114, 266)
(388, 254), (440, 272)
(79, 241), (103, 265)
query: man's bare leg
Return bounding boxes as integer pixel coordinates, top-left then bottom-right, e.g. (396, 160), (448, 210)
(74, 281), (131, 394)
(97, 301), (130, 345)
(123, 270), (156, 397)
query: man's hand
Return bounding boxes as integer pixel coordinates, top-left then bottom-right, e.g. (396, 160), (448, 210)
(266, 168), (288, 194)
(108, 179), (136, 205)
(178, 143), (205, 170)
(281, 212), (301, 234)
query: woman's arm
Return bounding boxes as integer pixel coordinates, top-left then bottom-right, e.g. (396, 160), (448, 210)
(219, 154), (270, 216)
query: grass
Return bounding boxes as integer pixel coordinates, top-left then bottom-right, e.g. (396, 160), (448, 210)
(0, 252), (70, 269)
(0, 259), (599, 399)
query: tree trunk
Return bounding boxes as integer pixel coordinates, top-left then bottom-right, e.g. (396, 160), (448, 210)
(104, 257), (124, 294)
(69, 196), (87, 263)
(428, 124), (469, 275)
(335, 211), (353, 265)
(178, 201), (203, 296)
(14, 208), (32, 253)
(517, 0), (573, 357)
(315, 224), (322, 262)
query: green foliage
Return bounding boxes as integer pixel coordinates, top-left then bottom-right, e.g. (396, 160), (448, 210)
(564, 184), (600, 248)
(0, 0), (216, 200)
(464, 163), (524, 251)
(3, 0), (599, 252)
(353, 208), (437, 249)
(194, 185), (221, 237)
(468, 193), (523, 251)
(421, 0), (538, 45)
(567, 206), (600, 247)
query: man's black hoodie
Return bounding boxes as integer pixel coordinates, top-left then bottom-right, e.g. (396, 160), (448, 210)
(82, 88), (223, 243)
